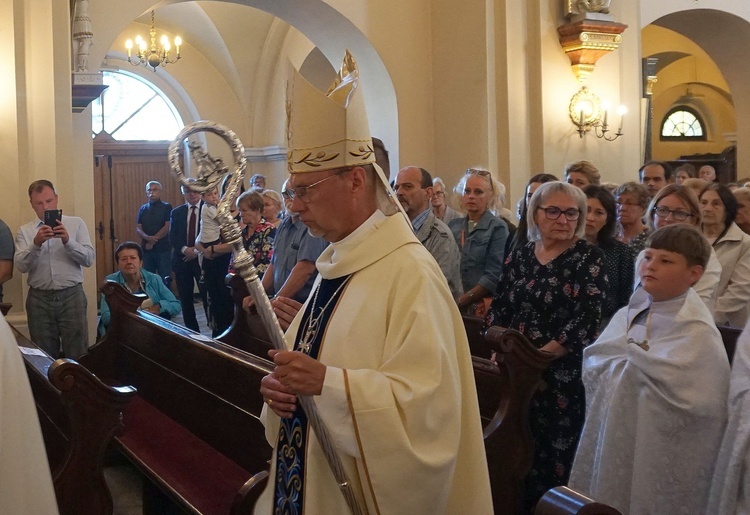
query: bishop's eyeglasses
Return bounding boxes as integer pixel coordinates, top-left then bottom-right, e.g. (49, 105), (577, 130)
(284, 169), (349, 202)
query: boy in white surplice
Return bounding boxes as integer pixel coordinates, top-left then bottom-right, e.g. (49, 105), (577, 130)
(569, 224), (730, 513)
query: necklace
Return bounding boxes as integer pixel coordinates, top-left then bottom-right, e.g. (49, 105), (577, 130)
(298, 276), (351, 354)
(626, 309), (651, 351)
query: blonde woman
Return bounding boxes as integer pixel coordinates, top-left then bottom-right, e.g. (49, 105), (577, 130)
(448, 168), (509, 313)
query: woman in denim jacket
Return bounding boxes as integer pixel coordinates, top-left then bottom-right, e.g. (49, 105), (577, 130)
(448, 168), (509, 315)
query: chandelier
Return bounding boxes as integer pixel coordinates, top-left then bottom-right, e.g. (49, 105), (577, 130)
(125, 11), (182, 72)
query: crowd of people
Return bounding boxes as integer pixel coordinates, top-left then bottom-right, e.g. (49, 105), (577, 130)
(423, 159), (750, 512)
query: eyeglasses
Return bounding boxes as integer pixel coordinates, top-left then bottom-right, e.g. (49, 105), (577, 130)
(537, 206), (581, 221)
(433, 191), (445, 197)
(653, 206), (694, 221)
(285, 169), (348, 202)
(465, 168), (494, 192)
(281, 190), (292, 200)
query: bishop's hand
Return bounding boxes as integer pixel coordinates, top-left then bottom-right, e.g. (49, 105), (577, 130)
(269, 349), (326, 396)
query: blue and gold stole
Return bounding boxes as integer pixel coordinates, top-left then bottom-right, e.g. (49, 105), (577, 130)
(273, 275), (351, 514)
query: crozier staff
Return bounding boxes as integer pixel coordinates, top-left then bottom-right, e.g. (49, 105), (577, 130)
(255, 52), (492, 514)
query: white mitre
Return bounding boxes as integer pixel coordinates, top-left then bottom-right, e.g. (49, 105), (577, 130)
(286, 50), (403, 216)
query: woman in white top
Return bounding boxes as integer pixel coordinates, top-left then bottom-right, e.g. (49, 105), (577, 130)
(635, 184), (722, 313)
(700, 183), (750, 327)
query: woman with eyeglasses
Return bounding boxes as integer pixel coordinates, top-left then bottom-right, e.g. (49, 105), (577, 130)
(448, 168), (509, 315)
(699, 183), (750, 327)
(486, 181), (607, 510)
(229, 191), (276, 276)
(583, 185), (635, 324)
(431, 177), (462, 224)
(637, 184), (721, 311)
(613, 182), (650, 253)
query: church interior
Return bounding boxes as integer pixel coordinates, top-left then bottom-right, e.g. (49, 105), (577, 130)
(3, 1), (750, 512)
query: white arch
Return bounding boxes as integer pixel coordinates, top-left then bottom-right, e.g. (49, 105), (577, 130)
(641, 0), (750, 28)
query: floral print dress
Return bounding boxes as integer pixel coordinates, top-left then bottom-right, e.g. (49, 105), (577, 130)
(228, 218), (276, 275)
(486, 239), (607, 511)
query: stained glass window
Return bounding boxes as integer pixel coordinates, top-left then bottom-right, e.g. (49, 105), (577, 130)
(92, 71), (183, 140)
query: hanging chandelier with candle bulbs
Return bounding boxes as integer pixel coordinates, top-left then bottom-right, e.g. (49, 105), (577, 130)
(125, 10), (182, 72)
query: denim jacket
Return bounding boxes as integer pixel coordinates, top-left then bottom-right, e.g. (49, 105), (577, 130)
(449, 210), (509, 294)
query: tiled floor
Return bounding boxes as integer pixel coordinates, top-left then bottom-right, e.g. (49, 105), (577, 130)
(105, 460), (143, 515)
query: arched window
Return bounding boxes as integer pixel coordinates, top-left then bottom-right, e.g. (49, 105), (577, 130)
(92, 70), (183, 140)
(660, 106), (707, 141)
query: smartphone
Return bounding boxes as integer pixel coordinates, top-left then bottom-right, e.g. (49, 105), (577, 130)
(44, 209), (62, 228)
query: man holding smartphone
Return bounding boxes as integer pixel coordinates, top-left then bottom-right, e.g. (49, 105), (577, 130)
(14, 180), (94, 358)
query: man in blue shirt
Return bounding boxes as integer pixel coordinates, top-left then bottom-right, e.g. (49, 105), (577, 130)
(136, 181), (172, 279)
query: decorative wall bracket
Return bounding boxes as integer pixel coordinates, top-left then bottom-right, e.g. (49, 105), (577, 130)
(72, 72), (107, 113)
(557, 19), (628, 82)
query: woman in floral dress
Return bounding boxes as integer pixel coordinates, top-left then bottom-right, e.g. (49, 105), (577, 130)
(486, 181), (607, 512)
(230, 190), (276, 275)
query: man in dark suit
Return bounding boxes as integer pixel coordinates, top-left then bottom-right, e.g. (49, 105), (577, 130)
(169, 184), (206, 332)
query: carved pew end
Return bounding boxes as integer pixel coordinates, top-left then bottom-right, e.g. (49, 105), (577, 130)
(535, 487), (622, 515)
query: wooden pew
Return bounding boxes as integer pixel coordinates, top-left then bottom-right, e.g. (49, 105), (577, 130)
(463, 314), (491, 358)
(219, 274), (273, 357)
(470, 325), (556, 514)
(535, 487), (622, 515)
(13, 324), (136, 515)
(82, 282), (273, 514)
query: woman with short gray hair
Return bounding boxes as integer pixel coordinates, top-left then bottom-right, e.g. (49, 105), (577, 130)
(486, 181), (607, 509)
(614, 181), (650, 253)
(431, 177), (462, 224)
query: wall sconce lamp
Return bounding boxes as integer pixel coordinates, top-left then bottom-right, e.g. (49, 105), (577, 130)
(568, 86), (626, 141)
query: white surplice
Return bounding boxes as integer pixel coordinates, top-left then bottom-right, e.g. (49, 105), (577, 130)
(708, 318), (750, 514)
(570, 287), (730, 514)
(0, 313), (59, 514)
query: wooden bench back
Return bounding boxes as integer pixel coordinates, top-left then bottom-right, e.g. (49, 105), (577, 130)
(83, 282), (274, 475)
(14, 325), (135, 515)
(535, 486), (623, 515)
(220, 274), (274, 357)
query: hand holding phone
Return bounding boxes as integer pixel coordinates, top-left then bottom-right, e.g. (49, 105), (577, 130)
(44, 209), (62, 228)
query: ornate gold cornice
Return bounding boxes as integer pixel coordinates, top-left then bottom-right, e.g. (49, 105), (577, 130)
(557, 19), (628, 82)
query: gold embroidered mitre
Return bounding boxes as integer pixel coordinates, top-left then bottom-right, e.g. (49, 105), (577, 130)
(286, 50), (375, 174)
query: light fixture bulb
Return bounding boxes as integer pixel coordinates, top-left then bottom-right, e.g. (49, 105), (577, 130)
(617, 105), (628, 116)
(125, 40), (133, 50)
